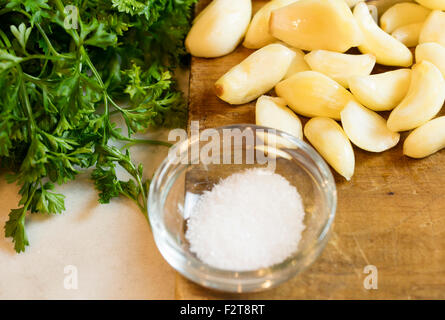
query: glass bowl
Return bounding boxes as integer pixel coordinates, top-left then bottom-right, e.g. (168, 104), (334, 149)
(148, 124), (337, 293)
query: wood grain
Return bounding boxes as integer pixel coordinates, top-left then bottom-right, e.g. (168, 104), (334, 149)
(177, 0), (445, 299)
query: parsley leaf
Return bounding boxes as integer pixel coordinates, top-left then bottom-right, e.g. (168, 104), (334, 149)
(4, 207), (29, 253)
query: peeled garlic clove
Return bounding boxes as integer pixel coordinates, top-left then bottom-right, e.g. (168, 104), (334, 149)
(284, 46), (310, 79)
(414, 0), (445, 10)
(255, 95), (303, 140)
(419, 10), (445, 47)
(341, 101), (400, 152)
(269, 0), (362, 52)
(367, 4), (379, 24)
(348, 69), (411, 111)
(185, 0), (251, 58)
(391, 22), (423, 47)
(353, 2), (413, 67)
(215, 44), (296, 105)
(255, 144), (293, 160)
(404, 116), (445, 158)
(369, 0), (414, 14)
(416, 42), (445, 78)
(304, 117), (355, 181)
(344, 0), (362, 8)
(243, 0), (297, 49)
(387, 61), (445, 132)
(304, 50), (376, 88)
(380, 2), (430, 33)
(275, 71), (355, 120)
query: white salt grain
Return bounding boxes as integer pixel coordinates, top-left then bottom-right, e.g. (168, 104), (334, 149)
(185, 168), (306, 271)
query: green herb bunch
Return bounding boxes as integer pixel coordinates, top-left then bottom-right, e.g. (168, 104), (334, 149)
(0, 0), (197, 252)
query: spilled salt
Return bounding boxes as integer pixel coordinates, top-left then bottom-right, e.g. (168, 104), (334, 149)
(185, 168), (306, 271)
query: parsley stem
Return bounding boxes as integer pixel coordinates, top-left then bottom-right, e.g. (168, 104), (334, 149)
(17, 66), (36, 135)
(11, 9), (69, 59)
(107, 96), (125, 112)
(135, 175), (148, 214)
(118, 158), (148, 215)
(81, 46), (104, 88)
(0, 29), (12, 48)
(35, 23), (68, 58)
(121, 189), (145, 213)
(20, 183), (38, 229)
(20, 54), (67, 62)
(0, 8), (12, 16)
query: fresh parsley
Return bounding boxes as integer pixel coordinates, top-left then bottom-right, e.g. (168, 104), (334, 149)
(0, 0), (197, 252)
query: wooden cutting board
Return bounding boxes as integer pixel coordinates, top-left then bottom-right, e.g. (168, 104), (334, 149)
(176, 0), (445, 299)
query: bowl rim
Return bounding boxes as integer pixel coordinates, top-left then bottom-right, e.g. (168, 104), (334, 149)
(148, 124), (337, 292)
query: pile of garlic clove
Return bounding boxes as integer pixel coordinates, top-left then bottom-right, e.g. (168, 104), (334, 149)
(185, 0), (445, 181)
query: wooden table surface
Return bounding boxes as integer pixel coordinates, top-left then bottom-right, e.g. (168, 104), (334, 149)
(176, 0), (445, 299)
